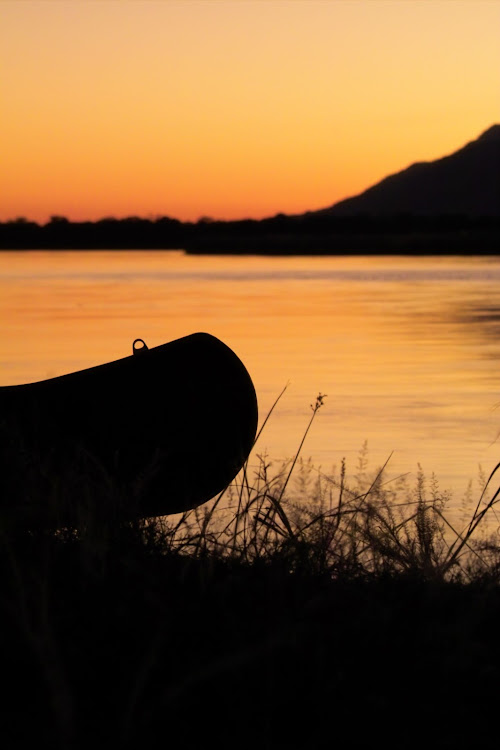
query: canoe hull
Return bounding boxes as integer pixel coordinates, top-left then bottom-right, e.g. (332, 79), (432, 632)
(0, 333), (258, 526)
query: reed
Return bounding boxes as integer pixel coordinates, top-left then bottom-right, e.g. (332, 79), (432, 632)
(155, 392), (500, 585)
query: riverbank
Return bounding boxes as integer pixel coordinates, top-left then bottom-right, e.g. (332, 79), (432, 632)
(1, 521), (499, 749)
(2, 448), (500, 749)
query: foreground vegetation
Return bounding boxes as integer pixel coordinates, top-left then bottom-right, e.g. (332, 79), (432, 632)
(2, 395), (500, 748)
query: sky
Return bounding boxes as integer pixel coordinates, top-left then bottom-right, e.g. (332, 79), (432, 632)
(1, 0), (499, 224)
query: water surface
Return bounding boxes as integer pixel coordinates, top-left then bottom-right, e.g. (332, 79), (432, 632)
(2, 251), (500, 509)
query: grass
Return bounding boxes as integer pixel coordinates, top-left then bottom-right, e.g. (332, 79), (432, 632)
(160, 391), (500, 584)
(2, 391), (500, 748)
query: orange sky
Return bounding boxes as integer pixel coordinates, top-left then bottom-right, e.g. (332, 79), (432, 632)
(1, 0), (499, 223)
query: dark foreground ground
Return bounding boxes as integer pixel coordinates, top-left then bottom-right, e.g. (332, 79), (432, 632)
(1, 527), (500, 750)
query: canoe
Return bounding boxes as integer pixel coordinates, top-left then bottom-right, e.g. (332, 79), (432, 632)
(0, 333), (258, 527)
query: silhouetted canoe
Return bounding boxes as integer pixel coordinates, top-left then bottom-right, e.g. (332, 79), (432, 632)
(0, 333), (258, 527)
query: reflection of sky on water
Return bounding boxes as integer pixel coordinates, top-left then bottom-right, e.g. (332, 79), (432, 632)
(453, 305), (500, 344)
(2, 251), (500, 509)
(7, 268), (500, 286)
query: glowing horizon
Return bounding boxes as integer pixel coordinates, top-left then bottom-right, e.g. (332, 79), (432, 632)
(1, 0), (499, 224)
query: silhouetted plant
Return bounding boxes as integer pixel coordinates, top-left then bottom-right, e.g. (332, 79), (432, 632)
(141, 390), (500, 584)
(4, 388), (500, 747)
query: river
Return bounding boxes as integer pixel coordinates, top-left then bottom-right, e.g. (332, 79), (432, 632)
(2, 250), (500, 514)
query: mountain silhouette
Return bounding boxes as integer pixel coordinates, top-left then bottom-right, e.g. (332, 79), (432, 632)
(1, 125), (499, 253)
(318, 125), (500, 217)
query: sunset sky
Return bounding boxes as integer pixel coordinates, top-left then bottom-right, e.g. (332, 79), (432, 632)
(1, 0), (499, 224)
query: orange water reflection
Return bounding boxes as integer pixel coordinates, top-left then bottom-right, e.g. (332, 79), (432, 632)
(2, 251), (500, 507)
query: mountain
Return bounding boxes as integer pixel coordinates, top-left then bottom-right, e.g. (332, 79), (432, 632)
(319, 125), (500, 217)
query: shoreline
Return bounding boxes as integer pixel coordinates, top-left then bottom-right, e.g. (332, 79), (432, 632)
(1, 215), (499, 254)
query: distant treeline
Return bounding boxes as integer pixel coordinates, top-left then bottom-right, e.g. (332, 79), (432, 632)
(1, 213), (500, 254)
